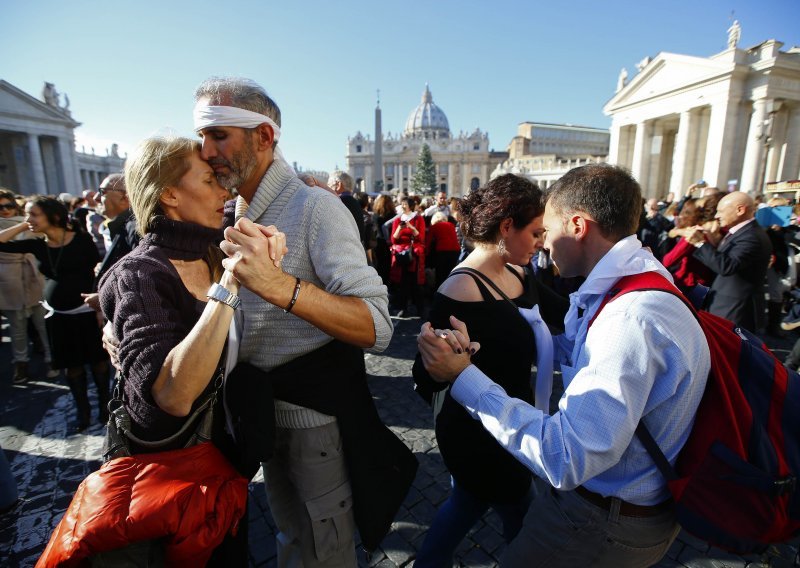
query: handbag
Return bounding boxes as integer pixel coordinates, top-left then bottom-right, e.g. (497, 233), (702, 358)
(395, 239), (414, 266)
(102, 362), (223, 462)
(37, 355), (248, 568)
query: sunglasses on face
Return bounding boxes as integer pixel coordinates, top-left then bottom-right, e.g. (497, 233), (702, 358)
(97, 187), (124, 197)
(0, 203), (17, 211)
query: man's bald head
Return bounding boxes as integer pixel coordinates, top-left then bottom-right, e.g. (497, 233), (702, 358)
(98, 173), (129, 219)
(715, 191), (754, 229)
(99, 173), (125, 192)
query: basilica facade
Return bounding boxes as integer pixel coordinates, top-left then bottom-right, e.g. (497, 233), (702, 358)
(346, 85), (507, 196)
(605, 27), (800, 198)
(0, 80), (124, 196)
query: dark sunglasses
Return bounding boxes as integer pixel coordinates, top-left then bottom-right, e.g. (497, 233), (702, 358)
(0, 203), (17, 211)
(97, 187), (124, 197)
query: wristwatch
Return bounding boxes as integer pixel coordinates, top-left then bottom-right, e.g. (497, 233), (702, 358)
(206, 283), (241, 310)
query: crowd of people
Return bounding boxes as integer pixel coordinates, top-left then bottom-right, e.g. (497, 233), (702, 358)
(2, 75), (798, 567)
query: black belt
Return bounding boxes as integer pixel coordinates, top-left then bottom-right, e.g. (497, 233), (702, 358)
(575, 485), (673, 518)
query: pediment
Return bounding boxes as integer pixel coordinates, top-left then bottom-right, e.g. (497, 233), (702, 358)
(604, 53), (733, 112)
(0, 80), (79, 127)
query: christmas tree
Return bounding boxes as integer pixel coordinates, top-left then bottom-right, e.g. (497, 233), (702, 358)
(411, 143), (437, 195)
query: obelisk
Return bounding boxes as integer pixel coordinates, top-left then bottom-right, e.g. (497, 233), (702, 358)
(374, 90), (383, 193)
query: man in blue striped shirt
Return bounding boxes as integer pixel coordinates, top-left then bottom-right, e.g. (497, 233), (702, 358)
(418, 163), (710, 567)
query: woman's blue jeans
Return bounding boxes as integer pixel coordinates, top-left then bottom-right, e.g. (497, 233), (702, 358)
(415, 478), (533, 567)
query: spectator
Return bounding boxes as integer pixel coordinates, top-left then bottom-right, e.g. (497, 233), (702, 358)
(81, 174), (140, 312)
(423, 190), (452, 220)
(425, 211), (460, 290)
(390, 196), (426, 317)
(0, 197), (109, 432)
(0, 190), (56, 382)
(688, 191), (772, 332)
(372, 194), (395, 285)
(660, 198), (715, 294)
(358, 192), (377, 265)
(637, 197), (673, 259)
(328, 170), (366, 247)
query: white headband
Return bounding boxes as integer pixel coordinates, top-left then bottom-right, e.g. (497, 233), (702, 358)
(193, 104), (281, 142)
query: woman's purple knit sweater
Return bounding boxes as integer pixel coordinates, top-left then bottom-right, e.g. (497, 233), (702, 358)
(99, 216), (223, 442)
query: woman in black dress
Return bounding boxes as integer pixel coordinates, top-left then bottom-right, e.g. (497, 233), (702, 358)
(0, 197), (109, 432)
(413, 174), (568, 567)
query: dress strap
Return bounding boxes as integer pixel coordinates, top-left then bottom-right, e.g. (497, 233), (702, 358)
(505, 264), (525, 285)
(450, 267), (514, 306)
(448, 269), (497, 302)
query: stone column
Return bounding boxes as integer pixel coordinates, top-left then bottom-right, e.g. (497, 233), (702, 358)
(461, 163), (469, 196)
(669, 110), (693, 196)
(631, 121), (651, 185)
(765, 107), (788, 184)
(58, 136), (80, 195)
(703, 99), (742, 187)
(608, 120), (621, 165)
(27, 134), (48, 195)
(780, 106), (800, 180)
(739, 99), (768, 194)
(364, 164), (372, 194)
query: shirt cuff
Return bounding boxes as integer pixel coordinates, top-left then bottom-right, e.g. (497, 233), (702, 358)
(450, 364), (496, 408)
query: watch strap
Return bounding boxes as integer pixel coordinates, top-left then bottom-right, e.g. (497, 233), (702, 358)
(207, 282), (241, 310)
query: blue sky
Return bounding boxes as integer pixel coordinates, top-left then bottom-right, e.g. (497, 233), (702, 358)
(2, 0), (798, 173)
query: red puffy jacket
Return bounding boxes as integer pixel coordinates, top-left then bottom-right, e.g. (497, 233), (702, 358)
(37, 442), (248, 567)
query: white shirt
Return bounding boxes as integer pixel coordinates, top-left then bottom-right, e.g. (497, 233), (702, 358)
(451, 236), (711, 504)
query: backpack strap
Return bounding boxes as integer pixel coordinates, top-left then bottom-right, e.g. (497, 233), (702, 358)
(587, 271), (698, 486)
(588, 272), (698, 328)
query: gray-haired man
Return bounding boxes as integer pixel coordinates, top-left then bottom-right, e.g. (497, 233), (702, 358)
(193, 77), (408, 566)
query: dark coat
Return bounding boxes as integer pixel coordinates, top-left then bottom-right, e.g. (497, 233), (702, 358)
(693, 220), (772, 332)
(340, 193), (366, 246)
(224, 340), (418, 553)
(95, 208), (139, 287)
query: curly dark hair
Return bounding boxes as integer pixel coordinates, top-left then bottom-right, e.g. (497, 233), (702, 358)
(459, 174), (544, 244)
(547, 163), (641, 242)
(698, 193), (724, 223)
(28, 196), (69, 229)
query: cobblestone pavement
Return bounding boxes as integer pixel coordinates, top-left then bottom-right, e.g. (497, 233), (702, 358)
(1, 315), (799, 567)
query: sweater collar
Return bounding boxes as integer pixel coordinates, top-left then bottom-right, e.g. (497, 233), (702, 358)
(245, 161), (295, 222)
(144, 216), (222, 261)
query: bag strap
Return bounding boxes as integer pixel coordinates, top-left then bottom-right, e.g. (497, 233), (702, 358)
(110, 344), (227, 449)
(586, 271), (699, 485)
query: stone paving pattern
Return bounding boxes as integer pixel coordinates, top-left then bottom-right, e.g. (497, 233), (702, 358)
(1, 315), (798, 567)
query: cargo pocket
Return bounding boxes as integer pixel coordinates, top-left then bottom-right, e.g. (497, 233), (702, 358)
(305, 482), (355, 562)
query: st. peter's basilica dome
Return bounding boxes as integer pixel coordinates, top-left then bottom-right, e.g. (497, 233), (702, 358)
(403, 84), (450, 139)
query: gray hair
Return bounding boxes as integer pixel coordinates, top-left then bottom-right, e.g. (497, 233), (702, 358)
(329, 170), (354, 193)
(194, 77), (281, 148)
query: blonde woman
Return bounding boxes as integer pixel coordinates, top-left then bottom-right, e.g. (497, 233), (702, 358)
(98, 136), (285, 564)
(0, 196), (108, 432)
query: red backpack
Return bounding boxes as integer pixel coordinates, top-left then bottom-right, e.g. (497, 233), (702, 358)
(594, 272), (800, 554)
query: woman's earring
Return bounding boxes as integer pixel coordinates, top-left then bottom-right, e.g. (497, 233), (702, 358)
(497, 238), (506, 256)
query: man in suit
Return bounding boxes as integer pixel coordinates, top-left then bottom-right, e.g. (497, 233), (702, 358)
(688, 191), (771, 332)
(82, 174), (139, 311)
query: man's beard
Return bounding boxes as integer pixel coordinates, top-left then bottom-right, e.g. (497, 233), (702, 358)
(209, 136), (257, 190)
